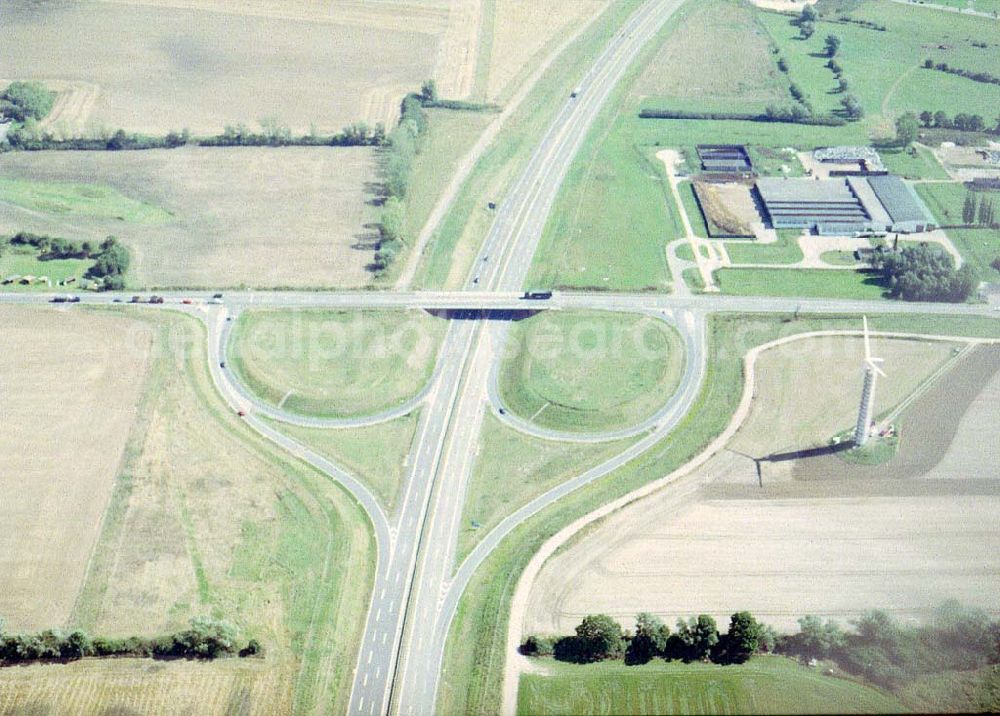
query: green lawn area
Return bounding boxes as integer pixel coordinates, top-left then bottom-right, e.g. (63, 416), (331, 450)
(498, 311), (685, 432)
(716, 267), (887, 298)
(517, 656), (907, 715)
(916, 181), (969, 224)
(458, 413), (636, 562)
(724, 232), (804, 265)
(438, 312), (1000, 716)
(0, 248), (90, 290)
(821, 250), (861, 266)
(759, 2), (1000, 130)
(0, 177), (171, 223)
(949, 228), (1000, 279)
(675, 242), (695, 261)
(879, 146), (950, 180)
(262, 411), (420, 513)
(229, 309), (445, 418)
(683, 267), (705, 291)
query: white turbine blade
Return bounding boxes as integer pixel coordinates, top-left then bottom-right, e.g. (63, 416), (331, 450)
(862, 315), (872, 362)
(867, 359), (887, 378)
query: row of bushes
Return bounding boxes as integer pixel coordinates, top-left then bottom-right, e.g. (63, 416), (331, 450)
(524, 602), (1000, 689)
(523, 612), (775, 667)
(421, 99), (501, 113)
(923, 59), (1000, 87)
(0, 617), (260, 665)
(5, 232), (130, 289)
(4, 121), (387, 152)
(638, 108), (847, 126)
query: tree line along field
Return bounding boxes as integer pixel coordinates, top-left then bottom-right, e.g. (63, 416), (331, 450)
(0, 0), (445, 135)
(0, 148), (378, 289)
(528, 0), (1000, 295)
(229, 309), (446, 419)
(0, 307), (374, 714)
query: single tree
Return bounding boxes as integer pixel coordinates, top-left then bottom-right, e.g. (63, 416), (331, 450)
(676, 615), (719, 662)
(963, 192), (978, 225)
(420, 79), (438, 104)
(895, 112), (920, 146)
(799, 20), (815, 39)
(934, 110), (951, 128)
(575, 614), (625, 662)
(721, 612), (762, 664)
(626, 613), (669, 665)
(919, 111), (933, 127)
(824, 34), (842, 57)
(840, 94), (864, 120)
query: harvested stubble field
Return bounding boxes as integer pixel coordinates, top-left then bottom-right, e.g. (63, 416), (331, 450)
(0, 657), (288, 716)
(0, 308), (374, 714)
(0, 147), (376, 289)
(0, 307), (153, 632)
(481, 0), (609, 101)
(0, 0), (446, 134)
(524, 337), (1000, 637)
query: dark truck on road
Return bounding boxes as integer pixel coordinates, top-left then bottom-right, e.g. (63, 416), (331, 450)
(521, 291), (553, 300)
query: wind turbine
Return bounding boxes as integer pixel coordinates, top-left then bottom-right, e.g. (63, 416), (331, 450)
(854, 316), (886, 447)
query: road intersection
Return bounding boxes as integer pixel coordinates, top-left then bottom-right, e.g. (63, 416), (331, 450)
(3, 0), (998, 711)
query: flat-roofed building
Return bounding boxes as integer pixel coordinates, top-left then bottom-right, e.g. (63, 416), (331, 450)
(755, 175), (935, 235)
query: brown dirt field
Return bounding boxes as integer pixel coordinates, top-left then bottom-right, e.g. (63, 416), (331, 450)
(525, 494), (1000, 634)
(693, 182), (757, 237)
(484, 0), (609, 101)
(731, 335), (959, 459)
(0, 657), (292, 716)
(0, 306), (153, 632)
(524, 337), (1000, 637)
(0, 0), (443, 134)
(789, 343), (1000, 481)
(631, 0), (789, 108)
(0, 147), (377, 289)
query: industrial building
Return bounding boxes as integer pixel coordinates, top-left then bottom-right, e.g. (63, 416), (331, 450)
(756, 175), (935, 235)
(697, 144), (752, 173)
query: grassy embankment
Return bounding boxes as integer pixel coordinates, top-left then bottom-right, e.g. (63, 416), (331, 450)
(413, 0), (649, 290)
(517, 656), (907, 715)
(50, 309), (374, 715)
(437, 312), (1000, 716)
(228, 309), (445, 419)
(498, 311), (685, 432)
(263, 412), (420, 514)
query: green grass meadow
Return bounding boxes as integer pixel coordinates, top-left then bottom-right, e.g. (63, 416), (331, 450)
(0, 248), (90, 289)
(517, 657), (907, 715)
(229, 309), (445, 419)
(716, 267), (888, 299)
(498, 311), (685, 432)
(262, 411), (420, 513)
(0, 177), (171, 223)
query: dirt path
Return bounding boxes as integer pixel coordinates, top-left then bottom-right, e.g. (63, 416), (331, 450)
(499, 329), (999, 714)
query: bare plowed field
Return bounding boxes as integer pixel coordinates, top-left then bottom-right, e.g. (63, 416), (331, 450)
(0, 147), (376, 289)
(0, 0), (444, 134)
(524, 337), (1000, 637)
(0, 307), (152, 631)
(526, 495), (1000, 634)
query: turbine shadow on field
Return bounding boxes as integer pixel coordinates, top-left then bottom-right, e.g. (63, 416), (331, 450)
(763, 442), (853, 464)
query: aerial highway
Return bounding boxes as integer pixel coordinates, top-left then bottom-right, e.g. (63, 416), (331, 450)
(4, 0), (998, 710)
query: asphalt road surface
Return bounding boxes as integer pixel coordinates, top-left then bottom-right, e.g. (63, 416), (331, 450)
(4, 0), (998, 710)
